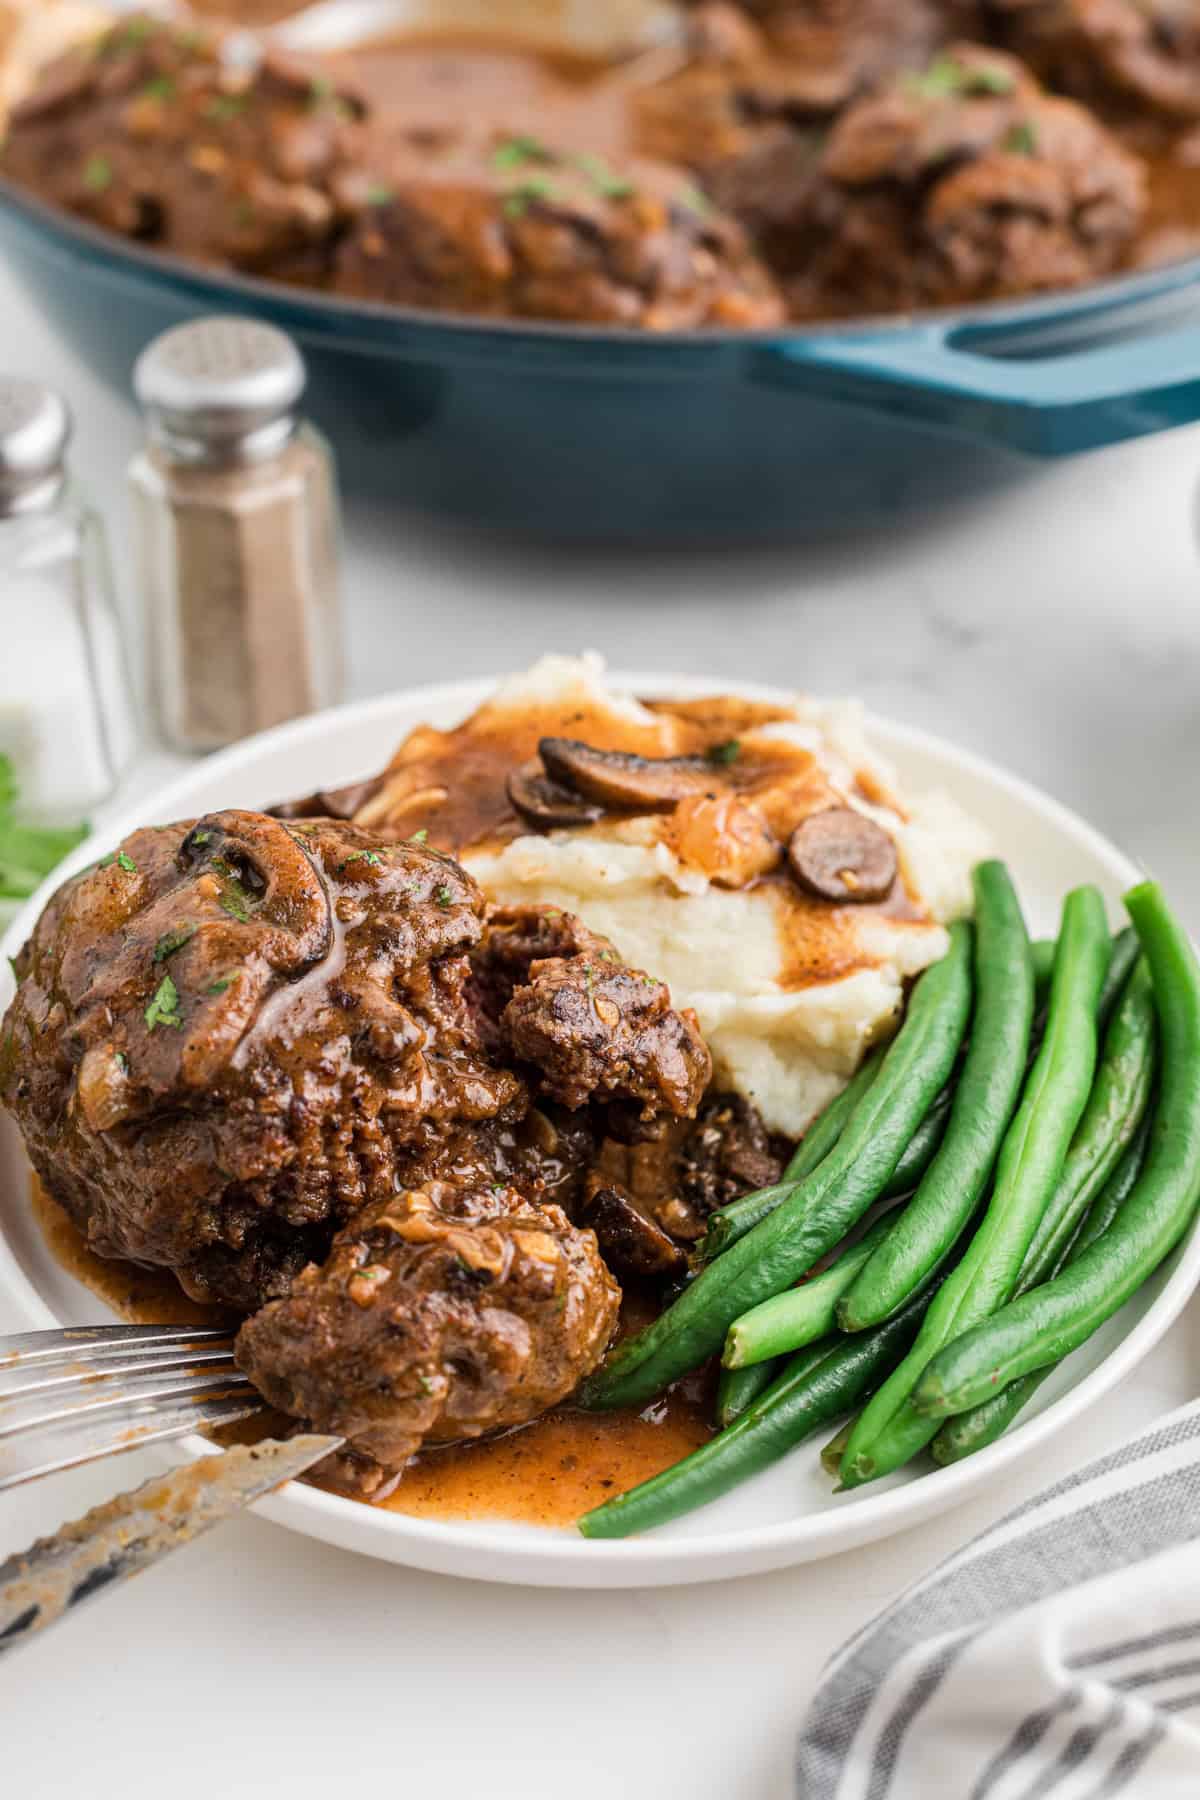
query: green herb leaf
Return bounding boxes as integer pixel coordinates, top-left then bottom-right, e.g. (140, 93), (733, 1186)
(364, 181), (394, 206)
(575, 152), (634, 200)
(706, 739), (742, 766)
(435, 884), (454, 909)
(906, 55), (1014, 99)
(190, 829), (211, 846)
(153, 925), (196, 963)
(144, 974), (182, 1032)
(492, 135), (552, 170)
(208, 976), (234, 994)
(676, 183), (711, 217)
(341, 849), (382, 871)
(210, 858), (253, 922)
(83, 154), (113, 194)
(503, 178), (556, 218)
(410, 829), (429, 845)
(140, 76), (175, 102)
(113, 1050), (128, 1073)
(204, 92), (247, 121)
(117, 851), (137, 874)
(1004, 121), (1037, 154)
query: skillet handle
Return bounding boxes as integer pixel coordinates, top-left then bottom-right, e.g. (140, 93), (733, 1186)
(774, 315), (1200, 457)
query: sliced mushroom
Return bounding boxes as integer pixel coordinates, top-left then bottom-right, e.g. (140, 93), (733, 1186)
(579, 1181), (688, 1278)
(269, 777), (382, 822)
(506, 759), (604, 831)
(539, 738), (716, 812)
(788, 807), (898, 905)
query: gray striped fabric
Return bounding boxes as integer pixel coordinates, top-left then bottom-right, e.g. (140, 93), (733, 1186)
(796, 1400), (1200, 1798)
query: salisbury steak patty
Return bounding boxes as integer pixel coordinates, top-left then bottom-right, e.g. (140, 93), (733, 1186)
(0, 809), (525, 1308)
(236, 1183), (620, 1494)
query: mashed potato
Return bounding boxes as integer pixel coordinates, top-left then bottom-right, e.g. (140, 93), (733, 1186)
(359, 655), (990, 1137)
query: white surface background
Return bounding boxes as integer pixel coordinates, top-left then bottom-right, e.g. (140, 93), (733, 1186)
(2, 255), (1200, 1798)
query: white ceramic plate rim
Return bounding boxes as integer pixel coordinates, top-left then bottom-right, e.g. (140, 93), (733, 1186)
(1, 674), (1194, 1588)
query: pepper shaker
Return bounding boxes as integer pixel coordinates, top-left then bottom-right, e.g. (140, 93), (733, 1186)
(0, 379), (135, 820)
(130, 316), (344, 754)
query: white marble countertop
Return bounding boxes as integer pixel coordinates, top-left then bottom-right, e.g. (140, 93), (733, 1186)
(4, 260), (1200, 1800)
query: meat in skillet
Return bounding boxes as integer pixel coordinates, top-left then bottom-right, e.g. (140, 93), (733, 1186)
(786, 43), (1145, 313)
(236, 1182), (619, 1498)
(0, 18), (362, 279)
(329, 126), (785, 328)
(988, 0), (1200, 123)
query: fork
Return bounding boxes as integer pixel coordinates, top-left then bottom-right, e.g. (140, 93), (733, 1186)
(0, 1325), (266, 1491)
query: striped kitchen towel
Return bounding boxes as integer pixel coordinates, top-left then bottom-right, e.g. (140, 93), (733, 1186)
(796, 1399), (1200, 1798)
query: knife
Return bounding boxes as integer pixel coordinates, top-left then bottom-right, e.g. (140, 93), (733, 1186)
(0, 1434), (342, 1656)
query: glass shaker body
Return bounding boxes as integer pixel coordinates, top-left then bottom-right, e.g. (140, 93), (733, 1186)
(132, 422), (343, 755)
(0, 478), (136, 821)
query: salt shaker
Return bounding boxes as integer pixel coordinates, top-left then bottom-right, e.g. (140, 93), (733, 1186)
(130, 317), (344, 754)
(0, 380), (135, 821)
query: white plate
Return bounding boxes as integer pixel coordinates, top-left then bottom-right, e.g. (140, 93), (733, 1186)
(1, 675), (1194, 1589)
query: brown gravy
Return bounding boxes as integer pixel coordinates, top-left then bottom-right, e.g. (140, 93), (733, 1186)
(29, 1177), (713, 1528)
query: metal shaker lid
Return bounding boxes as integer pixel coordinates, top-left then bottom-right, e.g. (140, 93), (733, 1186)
(0, 379), (71, 516)
(133, 316), (307, 464)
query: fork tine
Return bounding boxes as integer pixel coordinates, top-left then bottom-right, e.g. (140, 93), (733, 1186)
(0, 1345), (240, 1405)
(0, 1325), (236, 1370)
(0, 1368), (256, 1443)
(0, 1391), (266, 1492)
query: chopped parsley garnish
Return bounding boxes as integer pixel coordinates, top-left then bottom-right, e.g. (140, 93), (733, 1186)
(210, 858), (253, 922)
(0, 754), (87, 901)
(208, 976), (234, 994)
(83, 154), (113, 194)
(341, 849), (382, 871)
(190, 829), (211, 846)
(434, 885), (454, 909)
(492, 135), (552, 170)
(308, 75), (334, 107)
(706, 739), (742, 766)
(113, 1050), (128, 1073)
(100, 17), (156, 55)
(906, 55), (1014, 99)
(676, 184), (711, 217)
(1005, 121), (1038, 154)
(204, 92), (247, 121)
(144, 975), (182, 1032)
(575, 153), (634, 200)
(153, 925), (196, 963)
(409, 829), (429, 845)
(364, 181), (394, 206)
(99, 850), (137, 873)
(503, 178), (556, 218)
(140, 76), (175, 102)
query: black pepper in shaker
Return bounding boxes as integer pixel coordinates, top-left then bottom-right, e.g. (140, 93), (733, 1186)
(130, 315), (344, 753)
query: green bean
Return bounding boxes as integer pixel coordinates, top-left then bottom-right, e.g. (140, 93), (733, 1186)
(839, 861), (1034, 1332)
(838, 885), (1110, 1487)
(703, 1083), (948, 1264)
(1014, 960), (1156, 1294)
(578, 1290), (932, 1539)
(1031, 937), (1056, 999)
(784, 1050), (885, 1184)
(930, 1117), (1152, 1465)
(913, 881), (1200, 1420)
(715, 1359), (781, 1427)
(577, 923), (974, 1413)
(723, 1209), (899, 1368)
(821, 1419), (854, 1478)
(1098, 927), (1140, 1029)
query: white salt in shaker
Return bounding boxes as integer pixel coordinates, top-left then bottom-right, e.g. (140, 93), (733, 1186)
(0, 380), (135, 821)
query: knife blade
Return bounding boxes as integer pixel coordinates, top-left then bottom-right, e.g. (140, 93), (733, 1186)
(0, 1434), (342, 1656)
